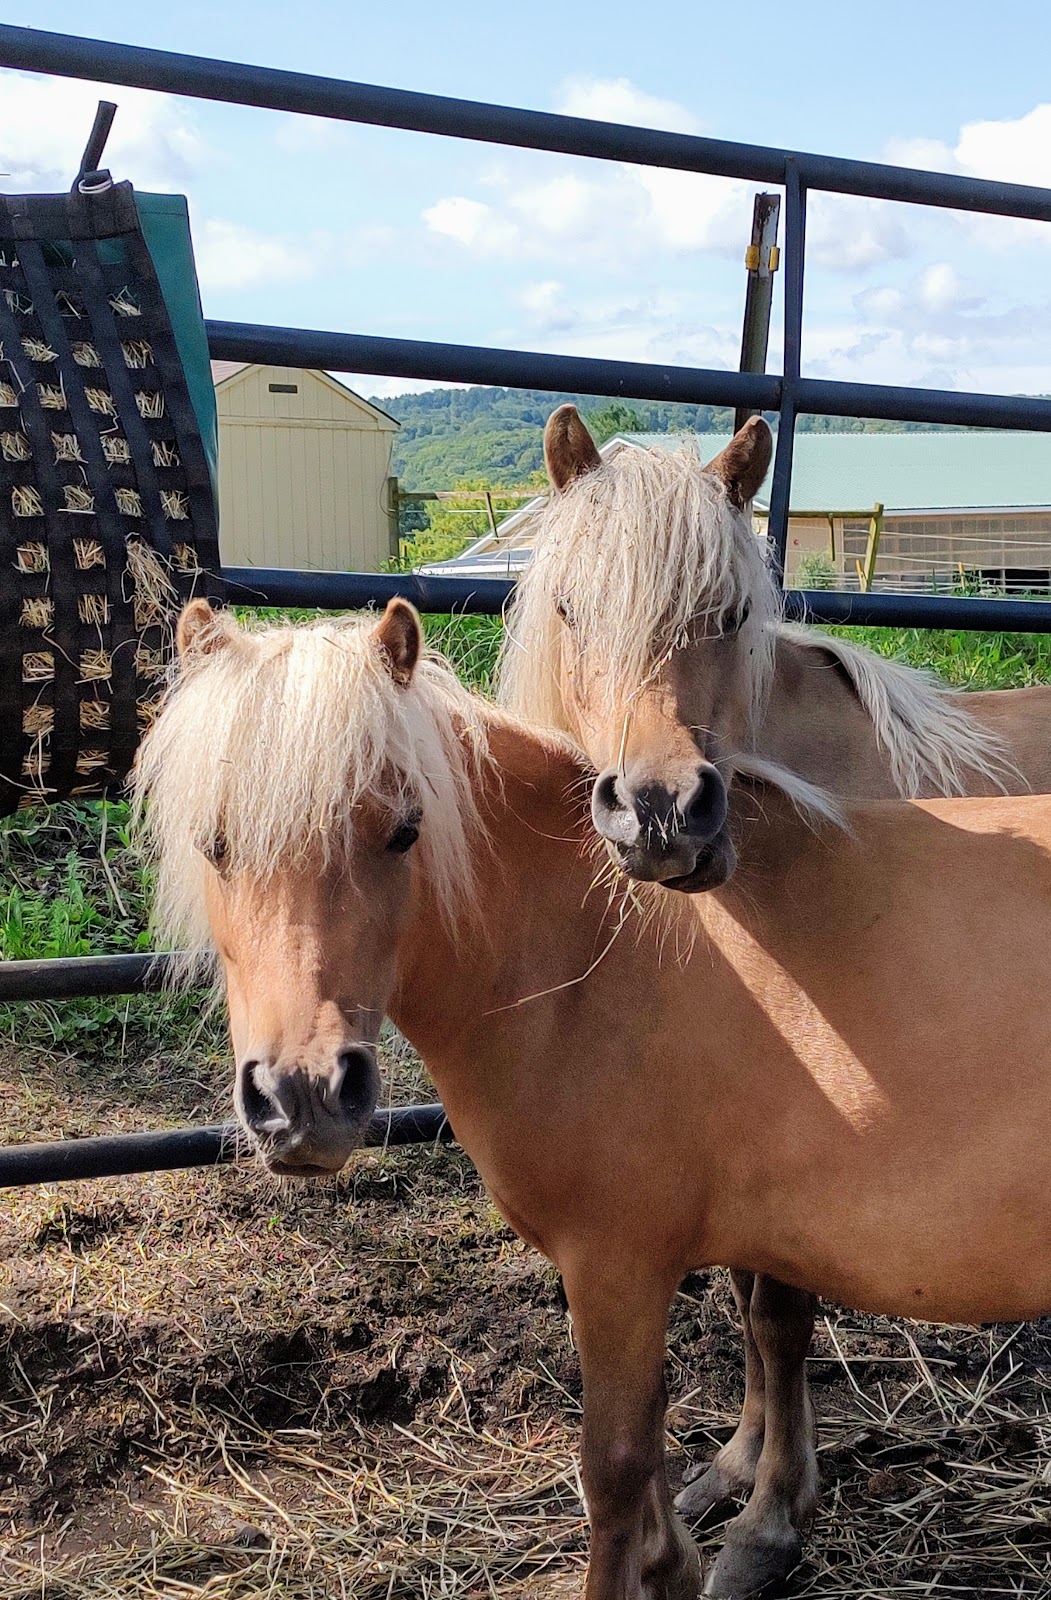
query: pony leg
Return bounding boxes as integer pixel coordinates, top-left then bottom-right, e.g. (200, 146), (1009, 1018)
(565, 1264), (702, 1600)
(675, 1269), (766, 1521)
(702, 1277), (818, 1599)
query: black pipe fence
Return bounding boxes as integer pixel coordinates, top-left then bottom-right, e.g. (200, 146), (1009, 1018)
(3, 24), (1051, 1185)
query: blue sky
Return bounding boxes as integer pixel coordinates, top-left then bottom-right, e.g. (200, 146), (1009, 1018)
(5, 1), (1051, 397)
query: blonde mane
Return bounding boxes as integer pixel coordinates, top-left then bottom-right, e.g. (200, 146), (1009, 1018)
(499, 440), (779, 736)
(498, 437), (1012, 805)
(133, 615), (488, 969)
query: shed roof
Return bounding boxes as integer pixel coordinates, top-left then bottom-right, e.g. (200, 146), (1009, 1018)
(210, 363), (399, 429)
(618, 430), (1051, 514)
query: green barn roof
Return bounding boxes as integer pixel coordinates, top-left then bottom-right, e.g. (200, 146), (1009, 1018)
(616, 430), (1051, 513)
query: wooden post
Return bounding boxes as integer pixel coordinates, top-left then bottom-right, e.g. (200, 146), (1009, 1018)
(484, 488), (498, 540)
(387, 475), (400, 559)
(856, 502), (884, 592)
(734, 192), (781, 434)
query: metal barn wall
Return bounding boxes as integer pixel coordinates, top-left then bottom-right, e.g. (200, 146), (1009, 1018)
(215, 365), (398, 572)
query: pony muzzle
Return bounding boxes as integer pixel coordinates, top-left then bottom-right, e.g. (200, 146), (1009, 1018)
(591, 762), (735, 891)
(235, 1043), (380, 1175)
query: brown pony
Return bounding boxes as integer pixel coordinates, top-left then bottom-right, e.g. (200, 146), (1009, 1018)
(137, 598), (1051, 1599)
(498, 405), (1051, 1572)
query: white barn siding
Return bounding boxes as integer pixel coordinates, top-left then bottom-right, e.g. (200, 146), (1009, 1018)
(214, 364), (398, 572)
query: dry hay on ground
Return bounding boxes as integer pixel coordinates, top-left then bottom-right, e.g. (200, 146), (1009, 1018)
(1, 1033), (1051, 1597)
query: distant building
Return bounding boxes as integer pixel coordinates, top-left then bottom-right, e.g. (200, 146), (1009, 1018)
(212, 363), (399, 573)
(426, 431), (1051, 594)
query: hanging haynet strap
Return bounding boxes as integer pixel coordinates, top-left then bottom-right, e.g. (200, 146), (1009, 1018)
(0, 181), (223, 812)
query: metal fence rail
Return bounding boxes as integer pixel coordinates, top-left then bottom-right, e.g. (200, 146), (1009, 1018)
(4, 23), (1051, 1186)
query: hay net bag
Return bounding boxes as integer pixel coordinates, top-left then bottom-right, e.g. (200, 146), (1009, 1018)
(0, 119), (223, 813)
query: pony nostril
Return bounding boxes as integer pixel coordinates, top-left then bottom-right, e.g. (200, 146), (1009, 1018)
(591, 768), (639, 846)
(236, 1059), (288, 1136)
(334, 1045), (379, 1122)
(679, 764), (728, 841)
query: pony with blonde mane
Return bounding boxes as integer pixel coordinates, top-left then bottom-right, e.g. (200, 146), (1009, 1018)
(497, 407), (1051, 1588)
(138, 596), (1051, 1599)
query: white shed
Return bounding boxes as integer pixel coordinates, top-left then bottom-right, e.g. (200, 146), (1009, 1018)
(212, 363), (399, 572)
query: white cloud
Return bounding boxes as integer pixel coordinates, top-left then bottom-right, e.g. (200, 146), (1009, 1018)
(0, 70), (205, 190)
(555, 76), (702, 135)
(807, 193), (916, 272)
(193, 219), (315, 291)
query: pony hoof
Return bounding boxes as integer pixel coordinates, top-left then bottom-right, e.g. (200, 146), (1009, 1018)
(701, 1523), (802, 1599)
(675, 1465), (743, 1525)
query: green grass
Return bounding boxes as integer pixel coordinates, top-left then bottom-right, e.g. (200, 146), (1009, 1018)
(3, 612), (1049, 1069)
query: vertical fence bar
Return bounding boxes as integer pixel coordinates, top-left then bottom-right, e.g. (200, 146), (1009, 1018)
(767, 160), (805, 585)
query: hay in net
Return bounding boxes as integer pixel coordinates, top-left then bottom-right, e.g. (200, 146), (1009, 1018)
(71, 341), (102, 367)
(22, 652), (54, 682)
(16, 543), (48, 573)
(73, 538), (105, 569)
(151, 439), (180, 467)
(21, 704), (54, 736)
(62, 485), (95, 514)
(0, 381), (18, 405)
(79, 699), (111, 731)
(101, 434), (131, 464)
(108, 287), (141, 316)
(12, 485), (43, 517)
(79, 650), (112, 682)
(1, 430), (30, 461)
(161, 489), (189, 520)
(114, 487), (143, 517)
(121, 339), (153, 368)
(52, 431), (84, 462)
(36, 382), (66, 409)
(21, 336), (57, 362)
(136, 390), (164, 418)
(85, 388), (117, 416)
(20, 598), (54, 629)
(78, 594), (110, 626)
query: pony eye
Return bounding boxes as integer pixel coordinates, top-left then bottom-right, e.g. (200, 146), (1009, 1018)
(726, 600), (751, 634)
(202, 832), (228, 870)
(556, 596), (576, 629)
(387, 819), (420, 854)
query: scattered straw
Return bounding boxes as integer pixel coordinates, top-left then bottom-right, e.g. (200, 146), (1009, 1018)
(52, 431), (84, 462)
(152, 439), (180, 467)
(20, 597), (54, 629)
(85, 388), (117, 416)
(74, 538), (105, 570)
(12, 485), (43, 517)
(21, 336), (57, 362)
(21, 651), (54, 682)
(16, 543), (48, 574)
(109, 287), (142, 316)
(63, 485), (95, 514)
(21, 704), (54, 736)
(78, 594), (110, 626)
(71, 341), (102, 367)
(122, 339), (154, 368)
(79, 649), (112, 681)
(37, 382), (66, 410)
(0, 430), (30, 461)
(136, 390), (165, 418)
(102, 435), (132, 465)
(161, 489), (190, 520)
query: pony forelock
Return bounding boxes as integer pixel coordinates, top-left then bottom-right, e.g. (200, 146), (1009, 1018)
(498, 440), (780, 731)
(132, 615), (488, 967)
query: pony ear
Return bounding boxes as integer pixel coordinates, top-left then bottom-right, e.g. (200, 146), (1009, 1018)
(374, 597), (422, 688)
(176, 599), (236, 664)
(544, 404), (602, 492)
(706, 416), (773, 509)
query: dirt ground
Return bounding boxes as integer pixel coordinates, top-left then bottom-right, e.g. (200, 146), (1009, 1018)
(2, 1028), (1051, 1599)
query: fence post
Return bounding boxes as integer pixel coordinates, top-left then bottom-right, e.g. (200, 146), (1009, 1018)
(734, 193), (781, 435)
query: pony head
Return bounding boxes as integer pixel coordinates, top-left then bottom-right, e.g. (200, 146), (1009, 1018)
(134, 598), (482, 1176)
(501, 406), (775, 890)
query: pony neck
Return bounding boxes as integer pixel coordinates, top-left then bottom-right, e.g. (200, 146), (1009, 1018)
(388, 709), (601, 1058)
(756, 630), (901, 800)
